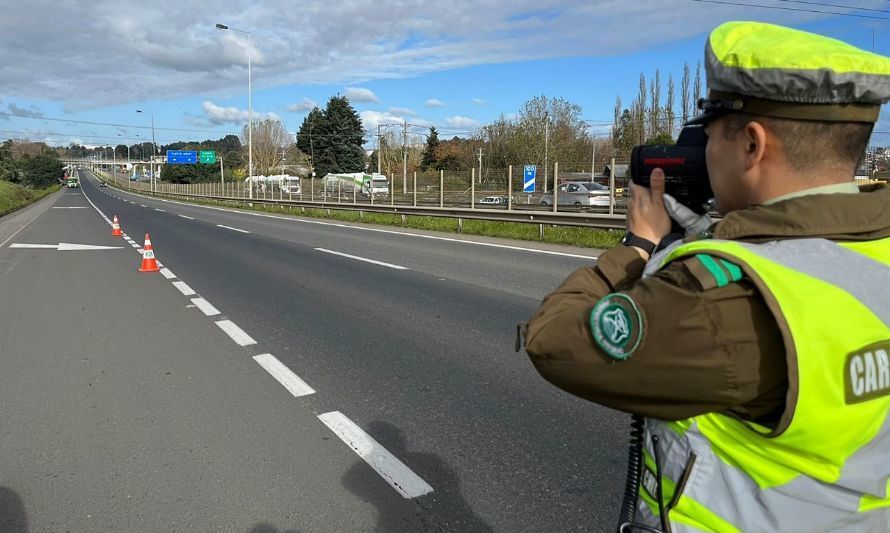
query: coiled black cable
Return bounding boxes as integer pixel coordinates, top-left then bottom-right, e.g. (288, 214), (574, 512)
(616, 415), (665, 533)
(617, 415), (645, 530)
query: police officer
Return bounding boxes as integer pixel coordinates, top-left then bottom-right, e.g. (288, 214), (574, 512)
(524, 21), (890, 532)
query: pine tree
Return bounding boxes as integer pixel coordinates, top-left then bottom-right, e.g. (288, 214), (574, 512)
(315, 96), (366, 177)
(296, 107), (324, 175)
(681, 62), (691, 124)
(420, 126), (440, 170)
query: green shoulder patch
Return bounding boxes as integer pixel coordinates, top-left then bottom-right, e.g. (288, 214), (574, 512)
(681, 254), (744, 290)
(589, 293), (645, 360)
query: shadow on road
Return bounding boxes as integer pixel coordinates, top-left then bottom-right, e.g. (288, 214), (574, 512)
(342, 420), (493, 533)
(0, 487), (27, 533)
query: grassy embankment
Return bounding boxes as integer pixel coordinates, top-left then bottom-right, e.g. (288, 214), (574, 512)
(0, 181), (60, 217)
(98, 173), (622, 249)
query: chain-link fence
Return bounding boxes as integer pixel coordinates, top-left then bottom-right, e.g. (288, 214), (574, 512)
(99, 161), (632, 215)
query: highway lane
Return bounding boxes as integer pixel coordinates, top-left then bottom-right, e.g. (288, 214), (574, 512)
(8, 172), (630, 531)
(92, 170), (605, 302)
(1, 186), (449, 531)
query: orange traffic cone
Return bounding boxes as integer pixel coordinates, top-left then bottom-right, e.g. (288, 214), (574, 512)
(138, 233), (160, 272)
(111, 214), (122, 237)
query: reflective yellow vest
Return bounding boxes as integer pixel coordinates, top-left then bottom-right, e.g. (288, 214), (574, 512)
(638, 237), (890, 532)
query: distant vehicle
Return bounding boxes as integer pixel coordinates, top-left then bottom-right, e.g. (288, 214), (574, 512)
(66, 176), (79, 188)
(100, 182), (108, 187)
(280, 176), (301, 194)
(321, 173), (389, 197)
(478, 195), (509, 206)
(539, 181), (613, 208)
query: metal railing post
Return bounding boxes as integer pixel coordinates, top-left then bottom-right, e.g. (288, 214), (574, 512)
(440, 170), (444, 207)
(471, 168), (475, 209)
(508, 165), (512, 211)
(552, 162), (559, 213)
(609, 157), (616, 215)
(413, 171), (417, 207)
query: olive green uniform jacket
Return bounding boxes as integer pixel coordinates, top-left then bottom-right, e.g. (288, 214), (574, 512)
(524, 184), (890, 424)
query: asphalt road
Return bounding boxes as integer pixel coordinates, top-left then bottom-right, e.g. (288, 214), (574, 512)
(0, 171), (630, 532)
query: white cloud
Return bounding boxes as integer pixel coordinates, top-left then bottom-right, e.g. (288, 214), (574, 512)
(202, 101), (279, 125)
(360, 110), (431, 133)
(286, 98), (318, 113)
(389, 107), (416, 116)
(444, 115), (480, 128)
(425, 98), (446, 108)
(344, 87), (380, 103)
(0, 1), (829, 109)
(6, 103), (45, 118)
(471, 98), (485, 105)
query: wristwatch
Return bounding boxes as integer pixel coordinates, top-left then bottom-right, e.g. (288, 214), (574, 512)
(621, 231), (658, 256)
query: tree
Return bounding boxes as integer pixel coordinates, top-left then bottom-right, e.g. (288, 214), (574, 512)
(645, 132), (675, 145)
(242, 118), (290, 176)
(694, 61), (703, 104)
(650, 69), (661, 140)
(666, 73), (676, 135)
(421, 126), (440, 170)
(20, 153), (64, 188)
(312, 95), (365, 178)
(681, 62), (691, 124)
(296, 107), (324, 174)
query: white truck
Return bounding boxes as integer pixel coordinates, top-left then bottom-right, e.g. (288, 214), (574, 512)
(321, 173), (389, 197)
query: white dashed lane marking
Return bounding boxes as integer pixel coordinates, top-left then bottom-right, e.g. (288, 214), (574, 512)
(217, 224), (250, 234)
(318, 411), (434, 499)
(178, 215), (195, 220)
(190, 297), (220, 316)
(253, 354), (315, 397)
(215, 320), (257, 346)
(172, 281), (196, 296)
(159, 268), (176, 280)
(315, 248), (408, 270)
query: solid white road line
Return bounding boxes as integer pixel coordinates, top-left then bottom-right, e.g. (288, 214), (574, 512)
(172, 281), (196, 296)
(253, 354), (315, 397)
(52, 206), (89, 209)
(318, 411), (434, 499)
(315, 248), (408, 270)
(215, 320), (257, 346)
(178, 214), (194, 220)
(190, 297), (220, 316)
(159, 268), (176, 280)
(217, 224), (250, 234)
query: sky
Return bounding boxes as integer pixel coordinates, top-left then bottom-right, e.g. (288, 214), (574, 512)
(1, 0), (890, 152)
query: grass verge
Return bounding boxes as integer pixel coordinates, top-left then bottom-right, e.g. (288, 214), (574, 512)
(0, 182), (61, 217)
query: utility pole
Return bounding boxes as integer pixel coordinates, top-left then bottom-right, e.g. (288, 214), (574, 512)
(476, 147), (483, 185)
(402, 121), (408, 195)
(544, 119), (550, 193)
(376, 124), (382, 175)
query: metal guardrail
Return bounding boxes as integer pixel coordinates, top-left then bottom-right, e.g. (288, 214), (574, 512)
(91, 170), (628, 230)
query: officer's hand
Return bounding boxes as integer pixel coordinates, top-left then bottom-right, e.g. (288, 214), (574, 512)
(627, 168), (671, 245)
(663, 194), (713, 236)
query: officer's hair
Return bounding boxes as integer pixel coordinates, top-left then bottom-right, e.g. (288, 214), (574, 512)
(722, 113), (873, 172)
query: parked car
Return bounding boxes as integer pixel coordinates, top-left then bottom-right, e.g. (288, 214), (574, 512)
(478, 195), (509, 206)
(539, 181), (614, 208)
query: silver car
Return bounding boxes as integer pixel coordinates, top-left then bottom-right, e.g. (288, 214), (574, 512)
(540, 182), (612, 208)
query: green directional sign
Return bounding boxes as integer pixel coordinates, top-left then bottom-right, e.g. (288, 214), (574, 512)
(199, 150), (217, 164)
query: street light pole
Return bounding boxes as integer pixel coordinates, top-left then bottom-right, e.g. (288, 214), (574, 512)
(216, 23), (253, 200)
(136, 110), (157, 191)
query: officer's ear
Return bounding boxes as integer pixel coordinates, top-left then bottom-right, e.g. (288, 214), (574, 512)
(741, 120), (768, 171)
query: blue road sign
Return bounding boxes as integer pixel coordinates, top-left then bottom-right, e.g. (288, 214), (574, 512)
(523, 165), (536, 193)
(167, 150), (197, 165)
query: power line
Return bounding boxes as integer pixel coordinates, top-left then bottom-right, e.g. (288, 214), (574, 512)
(682, 0), (890, 20)
(0, 111), (241, 135)
(775, 0), (890, 14)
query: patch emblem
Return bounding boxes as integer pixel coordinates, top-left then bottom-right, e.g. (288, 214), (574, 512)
(590, 293), (644, 360)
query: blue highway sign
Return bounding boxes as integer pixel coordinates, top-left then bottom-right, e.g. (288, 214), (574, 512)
(523, 165), (536, 193)
(167, 150), (198, 165)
